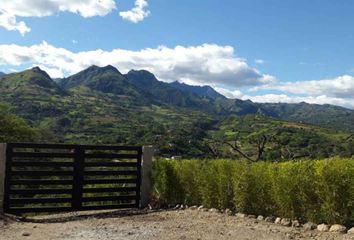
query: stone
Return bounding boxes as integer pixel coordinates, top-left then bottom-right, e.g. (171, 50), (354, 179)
(265, 216), (275, 222)
(329, 224), (346, 233)
(285, 233), (295, 239)
(347, 227), (354, 234)
(174, 204), (180, 209)
(235, 213), (247, 218)
(257, 215), (264, 221)
(281, 218), (291, 226)
(317, 224), (329, 232)
(248, 215), (256, 219)
(209, 208), (218, 213)
(291, 220), (301, 227)
(189, 205), (198, 210)
(22, 232), (31, 237)
(303, 222), (317, 231)
(275, 217), (282, 224)
(225, 209), (233, 215)
(197, 205), (204, 210)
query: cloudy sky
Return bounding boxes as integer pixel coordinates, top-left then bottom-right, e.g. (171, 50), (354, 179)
(0, 0), (354, 109)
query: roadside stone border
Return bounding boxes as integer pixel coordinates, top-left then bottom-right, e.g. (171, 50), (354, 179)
(162, 204), (354, 235)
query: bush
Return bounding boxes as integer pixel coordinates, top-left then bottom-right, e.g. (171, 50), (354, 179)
(152, 158), (354, 225)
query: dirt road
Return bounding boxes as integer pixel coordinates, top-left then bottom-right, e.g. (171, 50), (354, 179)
(1, 209), (352, 240)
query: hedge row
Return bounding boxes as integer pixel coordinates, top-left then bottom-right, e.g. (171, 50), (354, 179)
(152, 158), (354, 226)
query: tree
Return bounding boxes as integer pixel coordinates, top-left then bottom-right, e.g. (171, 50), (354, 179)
(0, 103), (38, 142)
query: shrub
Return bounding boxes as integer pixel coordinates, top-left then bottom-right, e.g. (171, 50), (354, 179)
(315, 158), (354, 225)
(152, 158), (354, 225)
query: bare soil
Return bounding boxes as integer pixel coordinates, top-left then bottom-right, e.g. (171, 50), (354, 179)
(1, 209), (353, 240)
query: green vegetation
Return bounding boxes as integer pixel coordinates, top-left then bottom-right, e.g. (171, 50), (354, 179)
(152, 158), (354, 226)
(205, 115), (354, 160)
(0, 103), (39, 142)
(0, 66), (354, 159)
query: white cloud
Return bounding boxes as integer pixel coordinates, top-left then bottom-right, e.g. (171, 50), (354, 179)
(0, 0), (116, 35)
(0, 41), (272, 88)
(255, 59), (264, 64)
(215, 87), (354, 109)
(119, 0), (150, 23)
(0, 12), (31, 36)
(257, 75), (354, 99)
(214, 87), (245, 99)
(250, 94), (354, 109)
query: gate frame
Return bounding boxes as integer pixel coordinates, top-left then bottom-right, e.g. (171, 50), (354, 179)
(0, 143), (153, 214)
(0, 143), (6, 213)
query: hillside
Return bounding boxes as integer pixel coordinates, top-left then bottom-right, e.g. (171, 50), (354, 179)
(260, 102), (354, 133)
(0, 66), (353, 158)
(206, 115), (353, 160)
(59, 65), (153, 104)
(0, 67), (65, 96)
(125, 70), (225, 112)
(169, 81), (225, 99)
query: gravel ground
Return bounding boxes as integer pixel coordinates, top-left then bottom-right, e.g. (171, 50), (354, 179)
(1, 209), (353, 240)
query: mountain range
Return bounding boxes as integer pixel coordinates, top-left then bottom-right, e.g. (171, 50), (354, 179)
(0, 65), (353, 158)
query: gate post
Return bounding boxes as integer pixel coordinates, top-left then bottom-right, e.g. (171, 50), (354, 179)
(140, 146), (154, 208)
(0, 143), (6, 213)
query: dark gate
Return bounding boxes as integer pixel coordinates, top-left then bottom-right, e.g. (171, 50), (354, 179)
(3, 143), (142, 214)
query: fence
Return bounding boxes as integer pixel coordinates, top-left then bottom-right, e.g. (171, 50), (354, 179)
(0, 143), (153, 214)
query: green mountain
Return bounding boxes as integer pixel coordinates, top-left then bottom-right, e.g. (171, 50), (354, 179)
(0, 66), (353, 159)
(259, 102), (354, 133)
(169, 81), (225, 99)
(125, 69), (264, 115)
(0, 67), (65, 96)
(0, 72), (5, 77)
(125, 69), (219, 110)
(59, 65), (152, 104)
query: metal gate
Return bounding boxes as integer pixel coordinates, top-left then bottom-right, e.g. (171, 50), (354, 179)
(3, 143), (142, 214)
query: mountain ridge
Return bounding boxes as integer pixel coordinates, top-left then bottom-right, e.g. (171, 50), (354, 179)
(169, 81), (225, 100)
(2, 66), (354, 134)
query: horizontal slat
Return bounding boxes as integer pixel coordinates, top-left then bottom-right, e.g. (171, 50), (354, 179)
(8, 143), (76, 149)
(10, 197), (72, 204)
(10, 171), (73, 176)
(11, 161), (73, 167)
(82, 195), (136, 202)
(85, 162), (138, 167)
(10, 188), (72, 194)
(8, 143), (141, 151)
(84, 179), (138, 184)
(84, 171), (137, 176)
(11, 152), (74, 158)
(81, 146), (141, 151)
(84, 154), (138, 159)
(83, 187), (137, 193)
(81, 204), (138, 210)
(10, 179), (73, 185)
(7, 206), (73, 213)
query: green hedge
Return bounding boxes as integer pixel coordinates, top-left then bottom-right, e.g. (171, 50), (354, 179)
(152, 158), (354, 226)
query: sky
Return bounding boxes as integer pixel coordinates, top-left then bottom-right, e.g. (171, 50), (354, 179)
(0, 0), (354, 109)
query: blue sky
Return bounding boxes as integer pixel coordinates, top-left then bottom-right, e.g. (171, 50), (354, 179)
(0, 0), (354, 108)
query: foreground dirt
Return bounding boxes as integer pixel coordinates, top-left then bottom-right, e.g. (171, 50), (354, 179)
(1, 209), (353, 240)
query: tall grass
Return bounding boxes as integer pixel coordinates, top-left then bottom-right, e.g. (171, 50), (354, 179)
(152, 158), (354, 226)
